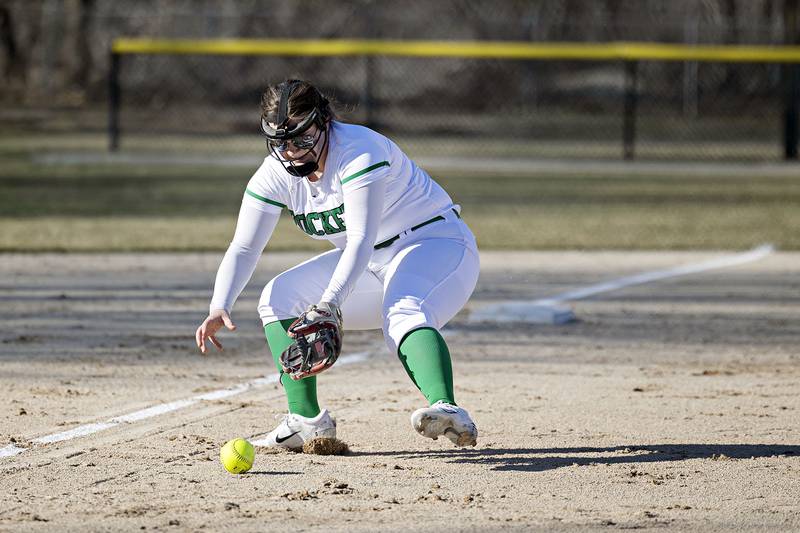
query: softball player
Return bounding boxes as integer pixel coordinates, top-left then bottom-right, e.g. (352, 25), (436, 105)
(195, 80), (479, 448)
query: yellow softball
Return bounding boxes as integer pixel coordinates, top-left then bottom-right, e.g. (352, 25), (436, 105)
(220, 438), (255, 474)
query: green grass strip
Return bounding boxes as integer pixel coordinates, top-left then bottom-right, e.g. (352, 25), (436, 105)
(245, 188), (286, 208)
(341, 161), (389, 185)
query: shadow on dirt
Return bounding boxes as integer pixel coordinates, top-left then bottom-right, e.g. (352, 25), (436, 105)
(241, 470), (302, 476)
(351, 444), (799, 472)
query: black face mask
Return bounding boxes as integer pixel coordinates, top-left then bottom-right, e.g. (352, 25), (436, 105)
(261, 80), (330, 178)
(286, 160), (318, 177)
(269, 127), (328, 177)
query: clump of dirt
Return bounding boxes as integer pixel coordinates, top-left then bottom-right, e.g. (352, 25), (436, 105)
(302, 437), (350, 455)
(283, 490), (318, 500)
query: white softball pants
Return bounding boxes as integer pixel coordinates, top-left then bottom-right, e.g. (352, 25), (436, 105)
(258, 210), (479, 353)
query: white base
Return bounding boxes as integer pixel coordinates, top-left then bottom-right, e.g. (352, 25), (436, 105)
(469, 302), (576, 325)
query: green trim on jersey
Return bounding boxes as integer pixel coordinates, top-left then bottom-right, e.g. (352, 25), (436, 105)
(245, 188), (286, 209)
(341, 161), (390, 185)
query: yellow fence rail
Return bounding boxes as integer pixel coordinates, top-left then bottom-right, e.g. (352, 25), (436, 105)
(112, 38), (800, 63)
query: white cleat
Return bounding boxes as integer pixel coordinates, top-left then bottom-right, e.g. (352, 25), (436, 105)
(251, 409), (336, 450)
(410, 401), (478, 447)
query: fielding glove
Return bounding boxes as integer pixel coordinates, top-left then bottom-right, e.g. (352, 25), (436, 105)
(279, 302), (342, 380)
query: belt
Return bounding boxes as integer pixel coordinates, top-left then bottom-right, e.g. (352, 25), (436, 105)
(374, 209), (461, 250)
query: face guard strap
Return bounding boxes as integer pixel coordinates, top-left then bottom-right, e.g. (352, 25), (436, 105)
(261, 80), (327, 141)
(261, 109), (319, 140)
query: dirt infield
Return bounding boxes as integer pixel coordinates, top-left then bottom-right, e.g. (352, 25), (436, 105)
(1, 251), (799, 532)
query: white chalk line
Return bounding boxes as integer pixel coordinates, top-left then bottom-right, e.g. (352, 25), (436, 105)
(0, 350), (373, 460)
(536, 244), (775, 305)
(471, 244), (775, 322)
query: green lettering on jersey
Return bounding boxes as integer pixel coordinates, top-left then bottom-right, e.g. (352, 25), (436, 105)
(293, 212), (311, 235)
(329, 205), (346, 231)
(305, 212), (325, 236)
(292, 204), (346, 237)
(319, 212), (337, 234)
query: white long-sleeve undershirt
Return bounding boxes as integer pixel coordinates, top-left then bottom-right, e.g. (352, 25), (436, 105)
(209, 179), (385, 314)
(320, 179), (384, 307)
(209, 196), (280, 313)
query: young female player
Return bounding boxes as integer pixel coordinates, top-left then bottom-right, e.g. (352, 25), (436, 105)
(195, 79), (479, 448)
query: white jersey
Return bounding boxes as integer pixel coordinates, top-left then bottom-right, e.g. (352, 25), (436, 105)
(243, 121), (457, 247)
(210, 121), (459, 313)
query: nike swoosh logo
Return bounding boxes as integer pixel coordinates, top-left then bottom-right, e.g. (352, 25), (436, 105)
(275, 431), (301, 444)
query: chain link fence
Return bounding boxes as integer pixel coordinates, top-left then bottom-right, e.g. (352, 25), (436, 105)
(1, 0), (798, 161)
(109, 49), (793, 161)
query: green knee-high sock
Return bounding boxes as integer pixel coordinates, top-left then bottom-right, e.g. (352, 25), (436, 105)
(397, 327), (456, 406)
(264, 319), (320, 418)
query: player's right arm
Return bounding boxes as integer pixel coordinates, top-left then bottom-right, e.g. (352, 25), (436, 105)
(196, 177), (285, 354)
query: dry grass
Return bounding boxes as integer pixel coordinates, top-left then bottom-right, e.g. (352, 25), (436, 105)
(1, 152), (798, 251)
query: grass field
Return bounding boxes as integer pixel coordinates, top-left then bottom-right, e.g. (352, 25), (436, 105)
(1, 147), (799, 251)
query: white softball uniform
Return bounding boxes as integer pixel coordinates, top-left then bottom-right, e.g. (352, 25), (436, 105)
(209, 121), (479, 352)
